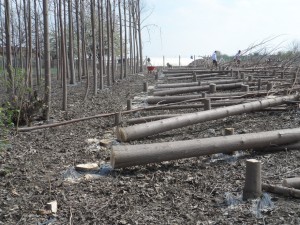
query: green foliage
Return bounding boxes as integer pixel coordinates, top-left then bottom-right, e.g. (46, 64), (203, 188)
(0, 104), (17, 152)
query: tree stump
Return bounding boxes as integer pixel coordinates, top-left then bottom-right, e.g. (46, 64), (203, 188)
(243, 159), (262, 200)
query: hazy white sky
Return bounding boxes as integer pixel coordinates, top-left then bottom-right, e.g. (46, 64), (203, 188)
(141, 0), (300, 58)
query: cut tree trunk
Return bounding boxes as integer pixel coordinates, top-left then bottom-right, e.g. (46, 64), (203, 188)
(156, 79), (244, 89)
(153, 83), (243, 96)
(282, 177), (300, 189)
(147, 91), (270, 104)
(243, 159), (262, 200)
(117, 95), (298, 141)
(262, 183), (300, 198)
(111, 127), (300, 168)
(126, 114), (181, 125)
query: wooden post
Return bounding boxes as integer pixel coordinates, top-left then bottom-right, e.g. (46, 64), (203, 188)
(230, 69), (233, 77)
(127, 99), (132, 110)
(209, 83), (216, 93)
(143, 82), (148, 92)
(243, 159), (262, 200)
(155, 73), (158, 80)
(248, 75), (253, 82)
(281, 72), (284, 79)
(202, 92), (207, 98)
(115, 112), (122, 126)
(163, 56), (165, 68)
(179, 55), (181, 67)
(272, 70), (276, 76)
(203, 98), (211, 110)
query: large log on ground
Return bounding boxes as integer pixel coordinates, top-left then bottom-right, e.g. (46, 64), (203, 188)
(156, 79), (243, 89)
(147, 91), (269, 104)
(153, 83), (243, 96)
(262, 183), (300, 198)
(111, 127), (300, 168)
(117, 95), (297, 141)
(126, 114), (181, 125)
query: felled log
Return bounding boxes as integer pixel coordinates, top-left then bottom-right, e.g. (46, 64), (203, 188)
(156, 79), (243, 89)
(282, 177), (300, 189)
(111, 127), (300, 168)
(262, 183), (300, 198)
(153, 83), (243, 96)
(126, 114), (181, 125)
(117, 95), (297, 142)
(147, 91), (270, 104)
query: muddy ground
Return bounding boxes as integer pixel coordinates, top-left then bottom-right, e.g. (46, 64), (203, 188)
(1, 70), (300, 225)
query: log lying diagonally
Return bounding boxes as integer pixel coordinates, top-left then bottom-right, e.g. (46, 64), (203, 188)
(111, 127), (300, 169)
(117, 95), (298, 142)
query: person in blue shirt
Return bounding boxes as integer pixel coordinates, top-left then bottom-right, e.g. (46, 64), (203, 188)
(211, 51), (218, 68)
(234, 50), (241, 65)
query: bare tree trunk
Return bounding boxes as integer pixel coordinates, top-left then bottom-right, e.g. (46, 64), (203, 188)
(97, 0), (104, 89)
(80, 0), (87, 79)
(112, 127), (300, 169)
(117, 95), (299, 142)
(27, 0), (33, 89)
(59, 0), (67, 110)
(43, 0), (51, 120)
(54, 0), (60, 81)
(106, 0), (111, 86)
(34, 0), (40, 86)
(75, 0), (81, 82)
(118, 0), (123, 79)
(68, 0), (76, 84)
(23, 0), (28, 87)
(110, 0), (116, 83)
(91, 0), (97, 95)
(4, 0), (14, 95)
(123, 0), (127, 78)
(63, 0), (69, 80)
(136, 0), (143, 72)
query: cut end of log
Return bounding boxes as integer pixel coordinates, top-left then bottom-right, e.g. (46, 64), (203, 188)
(75, 163), (99, 172)
(116, 127), (127, 142)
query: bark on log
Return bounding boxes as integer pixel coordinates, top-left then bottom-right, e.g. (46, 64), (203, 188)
(111, 127), (300, 168)
(118, 95), (298, 141)
(147, 91), (270, 104)
(153, 83), (244, 96)
(262, 183), (300, 198)
(126, 114), (181, 125)
(156, 79), (244, 89)
(282, 177), (300, 189)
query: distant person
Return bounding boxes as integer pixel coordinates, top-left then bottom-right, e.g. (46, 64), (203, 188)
(234, 50), (241, 65)
(211, 51), (218, 68)
(166, 62), (173, 68)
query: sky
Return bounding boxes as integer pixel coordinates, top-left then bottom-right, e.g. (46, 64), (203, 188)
(141, 0), (300, 59)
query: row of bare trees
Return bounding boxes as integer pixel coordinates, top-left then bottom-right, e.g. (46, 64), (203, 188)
(1, 0), (145, 120)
